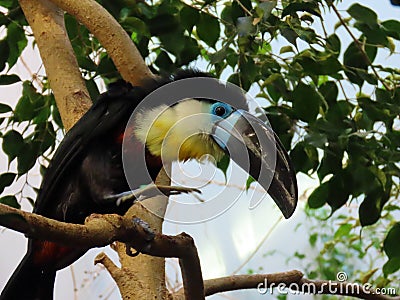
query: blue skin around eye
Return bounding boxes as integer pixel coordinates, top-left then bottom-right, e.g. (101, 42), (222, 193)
(210, 102), (233, 119)
(210, 103), (243, 151)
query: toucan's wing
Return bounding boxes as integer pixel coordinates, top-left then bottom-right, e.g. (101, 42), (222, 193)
(34, 82), (142, 214)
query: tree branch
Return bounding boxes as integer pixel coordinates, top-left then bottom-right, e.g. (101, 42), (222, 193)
(48, 0), (155, 85)
(19, 0), (92, 131)
(0, 202), (191, 259)
(2, 201), (397, 300)
(0, 192), (205, 299)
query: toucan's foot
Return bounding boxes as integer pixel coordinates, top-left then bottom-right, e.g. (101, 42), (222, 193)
(104, 184), (201, 206)
(125, 217), (156, 257)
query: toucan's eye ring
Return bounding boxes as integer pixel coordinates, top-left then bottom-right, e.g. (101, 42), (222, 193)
(211, 102), (233, 118)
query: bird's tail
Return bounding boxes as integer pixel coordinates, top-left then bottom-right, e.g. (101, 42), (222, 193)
(0, 253), (56, 300)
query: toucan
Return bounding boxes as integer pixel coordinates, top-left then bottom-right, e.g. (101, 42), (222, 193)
(0, 70), (297, 299)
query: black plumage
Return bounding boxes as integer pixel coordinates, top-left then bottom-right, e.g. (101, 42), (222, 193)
(1, 70), (209, 300)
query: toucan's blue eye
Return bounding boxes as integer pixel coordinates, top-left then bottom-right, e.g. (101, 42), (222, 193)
(211, 102), (233, 118)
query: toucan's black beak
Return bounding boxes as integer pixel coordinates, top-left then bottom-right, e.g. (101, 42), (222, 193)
(212, 110), (298, 218)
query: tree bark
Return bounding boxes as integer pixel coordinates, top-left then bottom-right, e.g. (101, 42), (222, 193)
(109, 168), (170, 299)
(19, 0), (91, 131)
(48, 0), (155, 85)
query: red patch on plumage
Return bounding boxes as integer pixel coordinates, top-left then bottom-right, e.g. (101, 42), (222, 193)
(116, 132), (125, 144)
(32, 240), (73, 266)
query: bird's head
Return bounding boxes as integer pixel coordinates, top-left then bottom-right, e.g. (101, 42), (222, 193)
(133, 94), (298, 219)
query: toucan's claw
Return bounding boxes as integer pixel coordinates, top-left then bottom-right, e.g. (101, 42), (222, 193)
(125, 217), (156, 257)
(125, 247), (140, 257)
(104, 184), (202, 206)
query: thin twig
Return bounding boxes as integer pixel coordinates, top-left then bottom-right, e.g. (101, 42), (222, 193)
(330, 4), (391, 91)
(235, 0), (252, 16)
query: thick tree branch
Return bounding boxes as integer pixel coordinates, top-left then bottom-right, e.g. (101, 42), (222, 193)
(106, 168), (203, 300)
(19, 0), (92, 131)
(0, 202), (195, 260)
(0, 183), (205, 300)
(2, 201), (398, 300)
(48, 0), (155, 85)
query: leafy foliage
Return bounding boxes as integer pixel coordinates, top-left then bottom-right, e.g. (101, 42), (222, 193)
(0, 0), (399, 283)
(287, 207), (399, 293)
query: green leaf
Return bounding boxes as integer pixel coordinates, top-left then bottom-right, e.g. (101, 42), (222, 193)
(16, 82), (47, 122)
(197, 13), (220, 47)
(180, 6), (200, 33)
(354, 22), (389, 47)
(358, 97), (391, 122)
(319, 81), (338, 106)
(257, 1), (276, 19)
(343, 41), (376, 86)
(383, 223), (400, 259)
(296, 54), (342, 76)
(0, 39), (10, 71)
(292, 82), (321, 123)
(282, 2), (321, 18)
(137, 2), (155, 19)
(0, 173), (16, 194)
(217, 154), (230, 178)
(326, 34), (340, 56)
(155, 51), (175, 72)
(317, 148), (343, 181)
(6, 22), (27, 69)
(17, 143), (37, 174)
(383, 257), (400, 276)
(77, 56), (97, 72)
(209, 48), (229, 64)
(85, 79), (100, 102)
(382, 20), (400, 40)
(347, 4), (378, 28)
(246, 176), (255, 190)
(308, 182), (329, 208)
(2, 130), (24, 162)
(279, 45), (294, 54)
(14, 95), (34, 121)
(326, 173), (351, 211)
(304, 132), (327, 149)
(334, 223), (352, 239)
(290, 142), (318, 174)
(309, 233), (317, 246)
(32, 122), (56, 155)
(52, 104), (63, 129)
(177, 36), (200, 66)
(0, 195), (20, 209)
(0, 74), (20, 85)
(359, 191), (384, 227)
(97, 55), (117, 77)
(122, 17), (150, 38)
(159, 32), (185, 55)
(148, 14), (179, 35)
(280, 27), (298, 46)
(0, 103), (12, 113)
